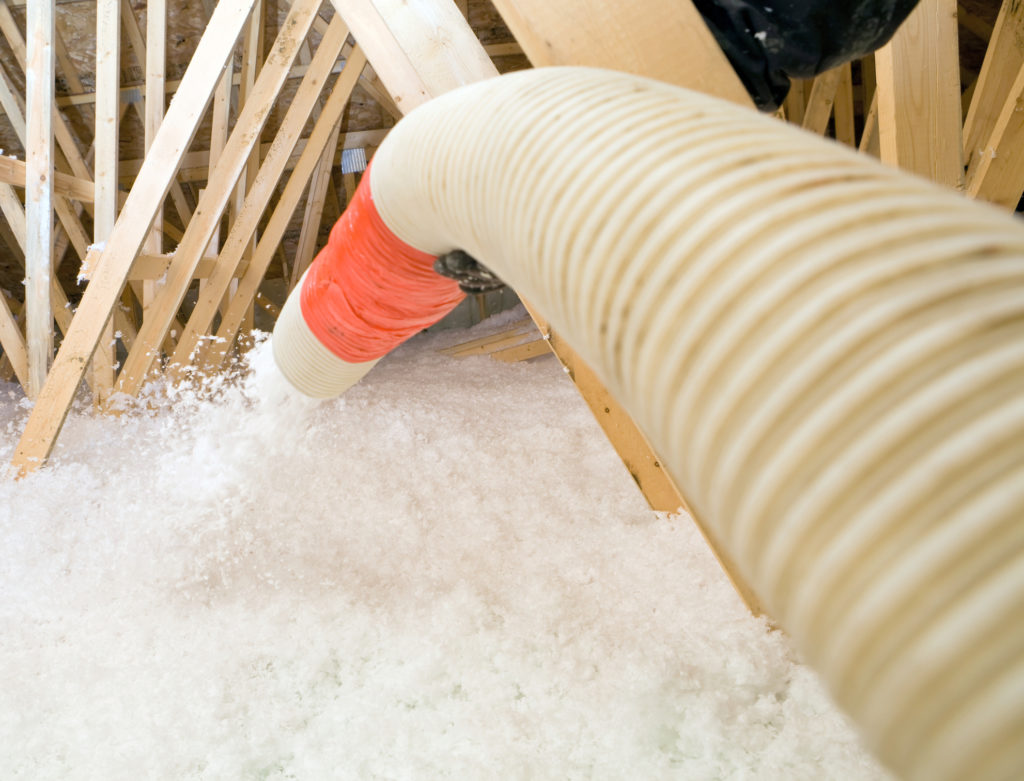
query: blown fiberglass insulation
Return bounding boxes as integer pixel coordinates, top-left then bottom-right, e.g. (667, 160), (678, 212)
(0, 307), (891, 780)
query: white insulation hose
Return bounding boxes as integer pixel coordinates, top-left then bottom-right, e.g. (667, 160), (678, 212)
(275, 67), (1024, 780)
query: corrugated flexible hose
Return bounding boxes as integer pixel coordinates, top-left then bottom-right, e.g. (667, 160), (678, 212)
(273, 67), (1024, 781)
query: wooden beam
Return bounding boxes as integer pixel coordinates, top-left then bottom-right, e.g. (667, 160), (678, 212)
(200, 46), (368, 372)
(963, 0), (1024, 174)
(12, 0), (259, 474)
(290, 118), (341, 291)
(0, 156), (95, 202)
(0, 1), (25, 71)
(173, 29), (359, 374)
(783, 78), (807, 125)
(875, 0), (964, 187)
(117, 128), (391, 182)
(801, 66), (843, 135)
(965, 62), (1024, 209)
(115, 0), (321, 394)
(91, 0), (120, 402)
(143, 0), (166, 310)
(358, 67), (403, 120)
(0, 61), (26, 148)
(119, 0), (147, 71)
(0, 283), (28, 387)
(127, 255), (249, 281)
(487, 0), (750, 105)
(833, 63), (856, 146)
(331, 0), (498, 111)
(24, 0), (55, 398)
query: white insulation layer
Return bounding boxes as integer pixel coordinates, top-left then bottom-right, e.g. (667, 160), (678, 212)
(362, 67), (1024, 781)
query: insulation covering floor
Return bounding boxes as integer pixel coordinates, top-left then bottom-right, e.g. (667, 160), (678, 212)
(0, 308), (891, 779)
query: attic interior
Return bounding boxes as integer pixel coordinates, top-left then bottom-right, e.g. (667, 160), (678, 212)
(0, 0), (1022, 779)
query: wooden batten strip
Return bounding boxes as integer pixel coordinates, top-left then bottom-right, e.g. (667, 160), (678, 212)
(875, 0), (964, 187)
(200, 46), (369, 372)
(112, 0), (322, 395)
(12, 0), (259, 473)
(963, 0), (1024, 171)
(194, 43), (367, 373)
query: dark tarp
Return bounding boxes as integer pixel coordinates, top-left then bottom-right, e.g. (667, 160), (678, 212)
(691, 0), (922, 109)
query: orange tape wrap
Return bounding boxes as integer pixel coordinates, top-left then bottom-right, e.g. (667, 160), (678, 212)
(300, 164), (464, 363)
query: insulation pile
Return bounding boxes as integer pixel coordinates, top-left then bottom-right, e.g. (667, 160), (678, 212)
(0, 312), (889, 779)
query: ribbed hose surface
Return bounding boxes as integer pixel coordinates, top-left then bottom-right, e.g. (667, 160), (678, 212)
(274, 272), (379, 398)
(368, 67), (1024, 781)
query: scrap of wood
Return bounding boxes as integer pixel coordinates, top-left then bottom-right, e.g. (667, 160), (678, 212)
(439, 318), (536, 357)
(490, 337), (550, 363)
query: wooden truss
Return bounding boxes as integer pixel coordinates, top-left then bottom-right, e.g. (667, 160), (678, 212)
(1, 0), (1022, 614)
